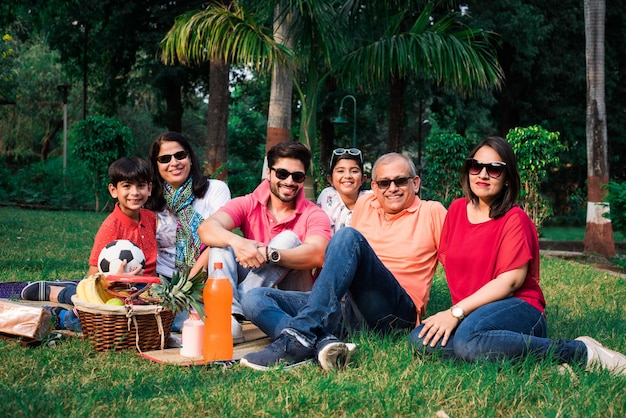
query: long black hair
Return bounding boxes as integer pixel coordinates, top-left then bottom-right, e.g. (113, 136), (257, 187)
(145, 132), (209, 211)
(461, 136), (521, 219)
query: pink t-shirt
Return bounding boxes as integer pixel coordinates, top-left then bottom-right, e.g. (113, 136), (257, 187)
(219, 180), (331, 244)
(439, 198), (545, 313)
(351, 193), (447, 316)
(88, 203), (157, 276)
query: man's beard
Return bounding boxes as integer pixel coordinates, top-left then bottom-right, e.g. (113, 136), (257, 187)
(270, 181), (299, 203)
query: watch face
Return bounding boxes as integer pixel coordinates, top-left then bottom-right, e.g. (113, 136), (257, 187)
(452, 307), (464, 318)
(270, 249), (280, 262)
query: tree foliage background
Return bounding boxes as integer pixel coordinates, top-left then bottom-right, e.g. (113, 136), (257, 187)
(1, 0), (625, 226)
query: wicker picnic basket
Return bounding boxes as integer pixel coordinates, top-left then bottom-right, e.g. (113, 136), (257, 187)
(71, 295), (174, 352)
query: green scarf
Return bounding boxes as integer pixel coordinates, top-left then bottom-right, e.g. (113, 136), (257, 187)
(164, 177), (205, 270)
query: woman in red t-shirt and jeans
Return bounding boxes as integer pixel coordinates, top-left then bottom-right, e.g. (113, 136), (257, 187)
(409, 136), (626, 376)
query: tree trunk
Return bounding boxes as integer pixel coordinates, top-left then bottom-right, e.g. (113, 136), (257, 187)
(583, 0), (615, 257)
(319, 77), (338, 179)
(163, 75), (183, 133)
(387, 76), (406, 153)
(266, 2), (294, 155)
(40, 119), (63, 160)
(205, 58), (230, 180)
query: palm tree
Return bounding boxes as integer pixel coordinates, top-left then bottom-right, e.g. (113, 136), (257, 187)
(582, 0), (615, 257)
(161, 1), (503, 181)
(161, 1), (286, 178)
(334, 1), (503, 152)
(161, 0), (345, 190)
(266, 1), (294, 153)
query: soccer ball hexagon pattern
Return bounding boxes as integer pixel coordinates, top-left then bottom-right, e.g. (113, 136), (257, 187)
(97, 239), (146, 275)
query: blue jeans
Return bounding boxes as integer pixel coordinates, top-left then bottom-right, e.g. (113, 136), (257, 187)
(409, 298), (587, 366)
(218, 231), (313, 317)
(242, 227), (417, 346)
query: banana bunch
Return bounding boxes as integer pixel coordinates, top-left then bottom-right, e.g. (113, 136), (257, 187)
(76, 273), (113, 304)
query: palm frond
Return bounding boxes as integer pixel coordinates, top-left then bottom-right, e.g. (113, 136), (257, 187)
(334, 5), (503, 95)
(161, 1), (292, 73)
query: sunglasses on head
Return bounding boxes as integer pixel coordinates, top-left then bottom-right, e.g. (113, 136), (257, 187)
(270, 167), (306, 183)
(331, 148), (363, 166)
(374, 176), (411, 190)
(156, 150), (189, 164)
(466, 158), (507, 178)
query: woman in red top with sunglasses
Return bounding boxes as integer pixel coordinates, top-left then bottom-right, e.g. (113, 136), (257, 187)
(409, 136), (626, 375)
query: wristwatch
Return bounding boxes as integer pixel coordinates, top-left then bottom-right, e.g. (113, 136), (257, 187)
(267, 247), (281, 264)
(451, 305), (465, 321)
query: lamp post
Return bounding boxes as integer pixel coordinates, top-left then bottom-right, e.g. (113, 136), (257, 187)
(72, 20), (88, 119)
(331, 95), (357, 148)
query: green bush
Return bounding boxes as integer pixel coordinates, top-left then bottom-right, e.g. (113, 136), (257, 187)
(506, 125), (566, 231)
(604, 181), (626, 237)
(0, 157), (102, 210)
(72, 116), (135, 211)
(421, 132), (474, 207)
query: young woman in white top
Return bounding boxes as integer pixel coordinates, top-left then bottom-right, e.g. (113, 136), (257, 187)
(317, 148), (370, 235)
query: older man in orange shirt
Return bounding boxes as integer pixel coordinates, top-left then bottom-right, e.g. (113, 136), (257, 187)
(240, 153), (447, 371)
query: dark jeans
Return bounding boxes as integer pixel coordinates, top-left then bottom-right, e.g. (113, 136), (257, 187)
(242, 227), (417, 346)
(409, 298), (587, 366)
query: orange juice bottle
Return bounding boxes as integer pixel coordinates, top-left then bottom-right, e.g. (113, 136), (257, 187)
(203, 262), (233, 361)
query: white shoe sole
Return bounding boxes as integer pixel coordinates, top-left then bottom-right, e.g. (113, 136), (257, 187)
(239, 357), (312, 371)
(317, 342), (356, 371)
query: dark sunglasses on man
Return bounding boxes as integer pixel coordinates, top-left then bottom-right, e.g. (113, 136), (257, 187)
(374, 177), (412, 190)
(466, 158), (507, 179)
(270, 167), (306, 183)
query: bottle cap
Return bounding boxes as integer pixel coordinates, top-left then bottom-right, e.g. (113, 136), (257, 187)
(213, 262), (223, 269)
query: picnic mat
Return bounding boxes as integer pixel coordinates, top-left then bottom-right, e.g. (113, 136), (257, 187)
(139, 323), (269, 365)
(1, 285), (269, 362)
(0, 282), (28, 299)
(0, 281), (78, 301)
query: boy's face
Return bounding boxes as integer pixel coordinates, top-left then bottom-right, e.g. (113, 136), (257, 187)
(108, 180), (152, 219)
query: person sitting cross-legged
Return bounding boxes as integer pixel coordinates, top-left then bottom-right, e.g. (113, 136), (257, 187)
(239, 152), (447, 370)
(408, 136), (626, 376)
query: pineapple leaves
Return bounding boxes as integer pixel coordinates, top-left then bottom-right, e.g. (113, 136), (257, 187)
(150, 267), (207, 318)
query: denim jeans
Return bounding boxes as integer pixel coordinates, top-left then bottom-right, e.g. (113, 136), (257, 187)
(242, 227), (417, 346)
(217, 230), (312, 318)
(57, 284), (77, 305)
(408, 298), (587, 366)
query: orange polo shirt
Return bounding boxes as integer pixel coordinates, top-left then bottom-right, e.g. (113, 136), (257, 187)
(351, 193), (446, 317)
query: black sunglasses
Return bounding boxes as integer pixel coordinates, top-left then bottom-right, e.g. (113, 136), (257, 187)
(157, 150), (189, 164)
(270, 167), (306, 183)
(466, 158), (507, 179)
(374, 176), (411, 190)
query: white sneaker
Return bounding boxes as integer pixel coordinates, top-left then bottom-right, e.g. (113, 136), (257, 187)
(576, 336), (626, 375)
(232, 316), (245, 344)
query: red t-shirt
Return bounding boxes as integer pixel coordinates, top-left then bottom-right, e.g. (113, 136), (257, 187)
(88, 203), (157, 276)
(439, 198), (545, 313)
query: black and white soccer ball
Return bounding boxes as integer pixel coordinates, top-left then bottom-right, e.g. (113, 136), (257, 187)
(97, 239), (146, 275)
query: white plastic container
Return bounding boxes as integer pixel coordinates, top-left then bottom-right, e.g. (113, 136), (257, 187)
(180, 311), (205, 358)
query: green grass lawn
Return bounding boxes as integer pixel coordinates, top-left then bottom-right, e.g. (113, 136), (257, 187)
(0, 207), (625, 417)
(541, 226), (626, 242)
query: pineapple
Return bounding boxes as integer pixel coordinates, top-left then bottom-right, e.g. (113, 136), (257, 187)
(149, 267), (206, 318)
